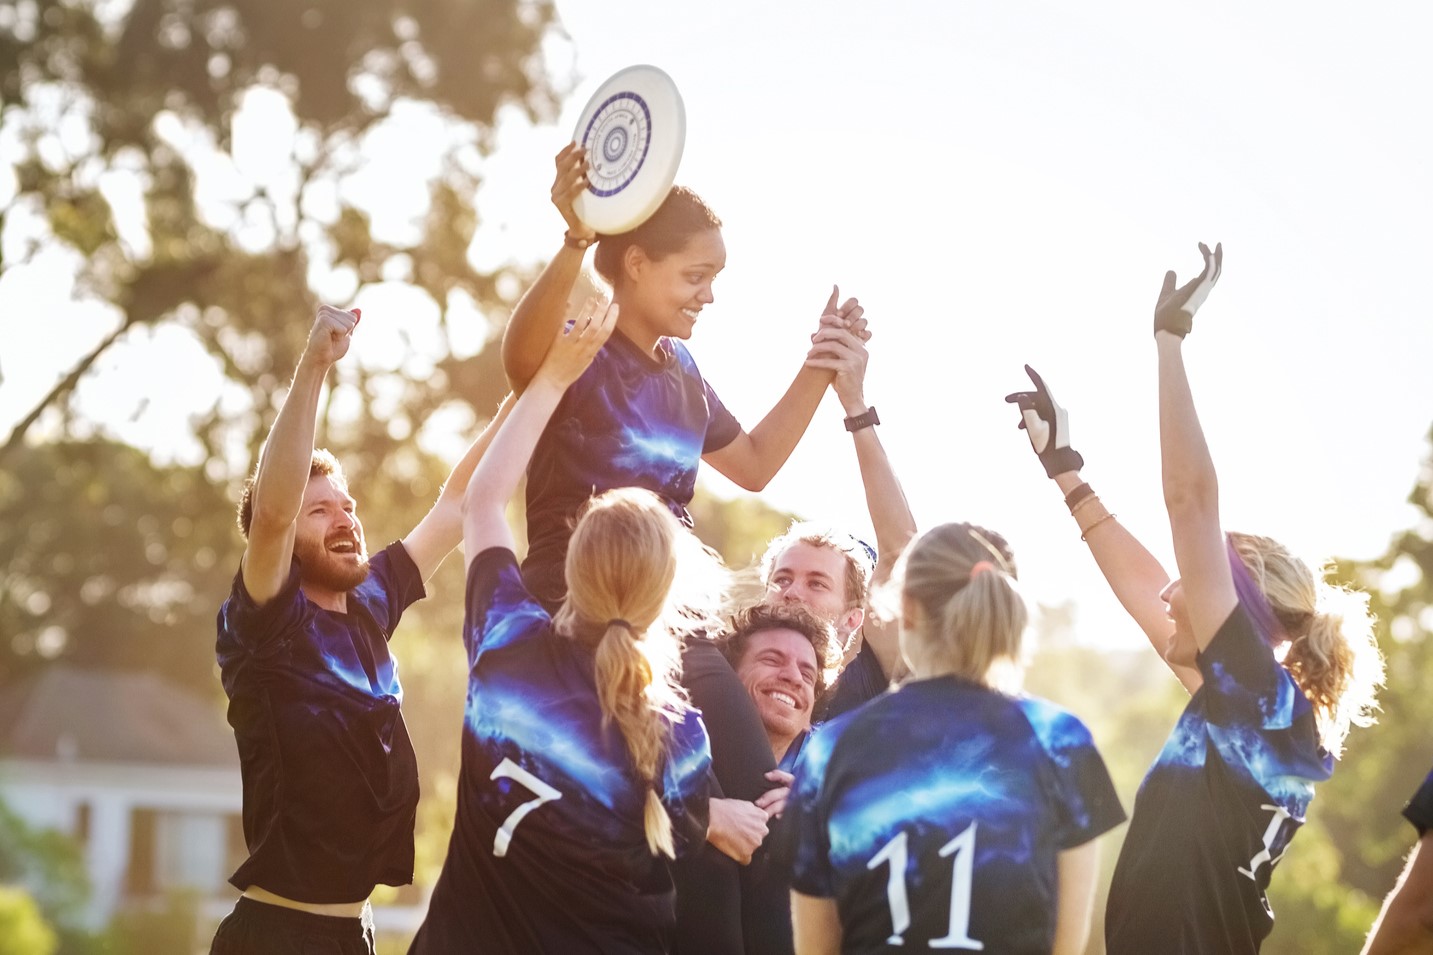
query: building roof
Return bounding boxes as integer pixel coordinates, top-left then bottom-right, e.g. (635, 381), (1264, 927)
(0, 666), (237, 767)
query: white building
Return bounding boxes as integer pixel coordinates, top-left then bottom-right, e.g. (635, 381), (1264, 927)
(0, 666), (243, 930)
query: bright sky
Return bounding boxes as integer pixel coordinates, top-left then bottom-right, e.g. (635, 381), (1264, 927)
(4, 0), (1430, 650)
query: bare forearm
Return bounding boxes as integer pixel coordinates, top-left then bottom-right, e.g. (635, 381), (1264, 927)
(464, 379), (564, 516)
(850, 427), (916, 574)
(440, 394), (515, 512)
(1054, 470), (1176, 655)
(250, 359), (328, 529)
(1156, 334), (1217, 512)
(502, 246), (587, 391)
(733, 366), (834, 490)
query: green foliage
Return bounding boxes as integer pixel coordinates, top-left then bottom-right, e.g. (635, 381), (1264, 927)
(106, 889), (198, 955)
(688, 485), (799, 570)
(0, 885), (59, 955)
(0, 797), (103, 955)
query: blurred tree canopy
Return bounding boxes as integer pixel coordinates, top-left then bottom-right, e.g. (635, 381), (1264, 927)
(0, 0), (561, 684)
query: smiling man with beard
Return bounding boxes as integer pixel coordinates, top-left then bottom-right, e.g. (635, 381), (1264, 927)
(211, 304), (511, 955)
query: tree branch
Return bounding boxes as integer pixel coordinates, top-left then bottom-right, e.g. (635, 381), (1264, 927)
(0, 316), (135, 464)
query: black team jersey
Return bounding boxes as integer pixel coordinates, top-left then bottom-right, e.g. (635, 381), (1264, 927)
(521, 330), (740, 608)
(782, 676), (1125, 953)
(1105, 603), (1333, 955)
(1404, 769), (1433, 835)
(215, 542), (424, 903)
(408, 549), (712, 954)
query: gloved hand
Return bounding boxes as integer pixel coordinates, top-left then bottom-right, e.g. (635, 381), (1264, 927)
(1004, 364), (1084, 479)
(1154, 242), (1223, 338)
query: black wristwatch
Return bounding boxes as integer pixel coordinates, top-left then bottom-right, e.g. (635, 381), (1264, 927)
(844, 406), (880, 432)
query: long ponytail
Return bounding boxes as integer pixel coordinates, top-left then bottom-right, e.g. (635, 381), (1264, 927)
(1228, 532), (1384, 756)
(554, 489), (689, 857)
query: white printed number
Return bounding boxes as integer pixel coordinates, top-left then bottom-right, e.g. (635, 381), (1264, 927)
(867, 824), (984, 950)
(490, 758), (562, 857)
(1237, 804), (1294, 881)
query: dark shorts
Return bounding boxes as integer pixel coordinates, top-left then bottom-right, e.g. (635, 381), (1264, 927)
(210, 897), (376, 955)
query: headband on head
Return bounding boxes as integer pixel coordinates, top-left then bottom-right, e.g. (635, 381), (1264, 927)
(1226, 536), (1287, 647)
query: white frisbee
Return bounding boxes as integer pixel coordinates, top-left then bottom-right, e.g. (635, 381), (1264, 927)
(571, 65), (685, 235)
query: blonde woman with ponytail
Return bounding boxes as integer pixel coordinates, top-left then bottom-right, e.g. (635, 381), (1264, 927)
(408, 303), (718, 954)
(781, 522), (1126, 955)
(1007, 244), (1385, 955)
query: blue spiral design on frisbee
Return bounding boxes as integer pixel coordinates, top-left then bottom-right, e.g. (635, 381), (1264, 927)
(581, 91), (652, 199)
(603, 126), (629, 162)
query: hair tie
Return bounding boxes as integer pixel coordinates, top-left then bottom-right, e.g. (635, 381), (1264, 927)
(608, 618), (637, 635)
(970, 560), (997, 579)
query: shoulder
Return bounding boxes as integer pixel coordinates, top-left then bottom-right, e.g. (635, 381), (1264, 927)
(217, 558), (305, 644)
(358, 542), (422, 597)
(665, 338), (706, 376)
(467, 547), (551, 651)
(1199, 601), (1312, 730)
(1014, 695), (1098, 760)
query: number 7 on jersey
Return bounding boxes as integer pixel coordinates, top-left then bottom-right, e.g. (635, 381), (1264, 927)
(490, 757), (562, 857)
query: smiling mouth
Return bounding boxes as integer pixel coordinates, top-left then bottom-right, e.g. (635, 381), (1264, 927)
(327, 539), (360, 555)
(766, 689), (798, 709)
(681, 307), (700, 322)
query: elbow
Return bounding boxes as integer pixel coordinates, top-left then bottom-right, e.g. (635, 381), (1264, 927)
(732, 470), (772, 492)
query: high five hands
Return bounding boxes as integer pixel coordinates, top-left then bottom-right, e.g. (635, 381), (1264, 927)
(1154, 242), (1223, 339)
(1004, 365), (1084, 479)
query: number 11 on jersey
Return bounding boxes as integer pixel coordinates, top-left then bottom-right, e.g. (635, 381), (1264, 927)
(866, 823), (985, 950)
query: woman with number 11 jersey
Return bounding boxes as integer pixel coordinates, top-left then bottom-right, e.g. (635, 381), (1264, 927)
(780, 523), (1126, 954)
(407, 305), (721, 954)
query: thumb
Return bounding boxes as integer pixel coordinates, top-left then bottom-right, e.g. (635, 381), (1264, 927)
(1159, 271), (1176, 301)
(825, 284), (839, 315)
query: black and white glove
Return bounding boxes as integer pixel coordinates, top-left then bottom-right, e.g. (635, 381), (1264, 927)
(1153, 242), (1223, 338)
(1004, 365), (1084, 478)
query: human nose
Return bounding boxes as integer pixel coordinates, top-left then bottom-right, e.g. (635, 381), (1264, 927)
(698, 282), (714, 305)
(776, 659), (803, 685)
(1158, 579), (1176, 603)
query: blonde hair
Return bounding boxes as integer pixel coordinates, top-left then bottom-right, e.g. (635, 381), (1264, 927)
(895, 523), (1027, 688)
(552, 488), (705, 858)
(1228, 532), (1384, 756)
(759, 521), (875, 610)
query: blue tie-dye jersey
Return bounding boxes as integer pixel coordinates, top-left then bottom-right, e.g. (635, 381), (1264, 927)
(781, 676), (1125, 954)
(215, 542), (424, 903)
(1406, 770), (1433, 836)
(1105, 602), (1333, 955)
(409, 548), (712, 955)
(521, 331), (741, 606)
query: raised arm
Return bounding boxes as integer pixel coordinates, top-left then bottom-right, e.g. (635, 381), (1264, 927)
(702, 288), (862, 492)
(805, 316), (915, 678)
(501, 143), (597, 392)
(1005, 365), (1198, 691)
(1155, 243), (1236, 651)
(463, 302), (617, 562)
(399, 392), (515, 582)
(242, 305), (358, 605)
